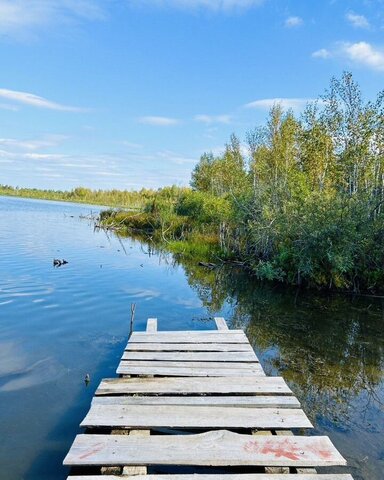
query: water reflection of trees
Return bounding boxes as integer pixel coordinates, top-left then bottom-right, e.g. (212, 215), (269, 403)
(112, 230), (384, 427)
(180, 260), (384, 427)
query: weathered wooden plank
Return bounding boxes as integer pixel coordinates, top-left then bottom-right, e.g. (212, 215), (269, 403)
(251, 430), (288, 474)
(133, 329), (244, 335)
(63, 430), (346, 467)
(96, 376), (293, 396)
(146, 318), (157, 333)
(121, 351), (259, 362)
(92, 395), (301, 408)
(129, 332), (248, 344)
(117, 365), (264, 377)
(117, 360), (264, 377)
(68, 475), (354, 480)
(80, 404), (312, 429)
(214, 317), (229, 330)
(119, 360), (262, 369)
(125, 343), (254, 352)
(122, 429), (150, 476)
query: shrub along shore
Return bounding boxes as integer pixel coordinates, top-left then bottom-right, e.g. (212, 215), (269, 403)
(4, 73), (384, 293)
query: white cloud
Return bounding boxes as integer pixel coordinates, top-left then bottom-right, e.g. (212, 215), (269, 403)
(284, 16), (303, 28)
(0, 135), (68, 150)
(138, 116), (181, 126)
(312, 41), (384, 71)
(194, 114), (231, 124)
(346, 12), (370, 29)
(340, 41), (384, 71)
(121, 141), (143, 149)
(23, 153), (67, 160)
(245, 97), (317, 111)
(128, 0), (264, 12)
(0, 0), (104, 39)
(156, 149), (197, 165)
(312, 48), (331, 59)
(0, 88), (85, 112)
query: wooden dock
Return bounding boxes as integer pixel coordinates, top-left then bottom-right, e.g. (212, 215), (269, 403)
(64, 317), (353, 480)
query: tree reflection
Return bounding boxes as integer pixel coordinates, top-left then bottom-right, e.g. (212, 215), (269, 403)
(180, 260), (384, 427)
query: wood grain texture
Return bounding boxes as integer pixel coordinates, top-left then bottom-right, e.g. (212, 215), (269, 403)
(125, 343), (254, 352)
(117, 366), (264, 377)
(80, 404), (312, 429)
(129, 332), (248, 344)
(92, 395), (301, 408)
(121, 351), (259, 362)
(116, 360), (264, 377)
(63, 430), (346, 467)
(118, 360), (262, 369)
(96, 376), (293, 396)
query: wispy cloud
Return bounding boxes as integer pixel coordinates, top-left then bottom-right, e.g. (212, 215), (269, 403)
(194, 114), (231, 124)
(0, 144), (194, 189)
(128, 0), (265, 13)
(0, 88), (86, 112)
(0, 0), (104, 39)
(0, 135), (68, 151)
(121, 141), (143, 150)
(23, 152), (67, 160)
(284, 16), (303, 28)
(346, 12), (370, 29)
(156, 149), (197, 165)
(313, 41), (384, 71)
(138, 116), (181, 126)
(245, 97), (317, 111)
(312, 48), (331, 59)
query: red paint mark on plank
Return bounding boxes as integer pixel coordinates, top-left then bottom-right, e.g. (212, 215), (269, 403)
(244, 439), (304, 461)
(243, 438), (334, 462)
(79, 443), (103, 460)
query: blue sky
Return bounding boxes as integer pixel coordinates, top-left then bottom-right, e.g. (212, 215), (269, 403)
(1, 0), (384, 191)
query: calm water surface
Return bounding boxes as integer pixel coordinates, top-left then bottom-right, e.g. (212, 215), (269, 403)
(0, 196), (383, 480)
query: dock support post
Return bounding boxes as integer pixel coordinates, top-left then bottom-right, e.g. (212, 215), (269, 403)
(214, 317), (228, 330)
(146, 318), (157, 332)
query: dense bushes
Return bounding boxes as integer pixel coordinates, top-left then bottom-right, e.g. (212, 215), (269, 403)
(187, 72), (384, 292)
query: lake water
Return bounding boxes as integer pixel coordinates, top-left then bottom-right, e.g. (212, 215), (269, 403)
(0, 195), (383, 480)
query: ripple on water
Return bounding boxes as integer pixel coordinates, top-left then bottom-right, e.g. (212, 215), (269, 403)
(0, 281), (54, 300)
(0, 341), (67, 392)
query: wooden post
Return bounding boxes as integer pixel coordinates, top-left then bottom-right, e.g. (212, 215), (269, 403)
(129, 303), (136, 339)
(214, 317), (229, 330)
(146, 318), (158, 332)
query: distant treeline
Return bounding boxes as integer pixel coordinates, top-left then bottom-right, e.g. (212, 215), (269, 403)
(0, 184), (164, 209)
(101, 72), (384, 293)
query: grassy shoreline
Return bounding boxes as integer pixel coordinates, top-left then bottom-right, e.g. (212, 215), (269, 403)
(0, 185), (145, 209)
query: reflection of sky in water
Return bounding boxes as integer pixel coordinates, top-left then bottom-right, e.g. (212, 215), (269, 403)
(0, 195), (215, 480)
(0, 195), (383, 480)
(0, 348), (67, 392)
